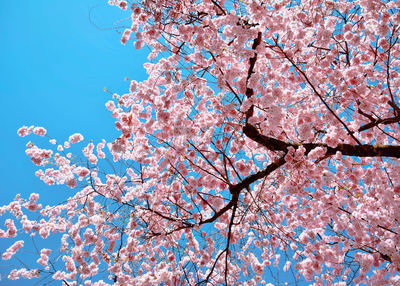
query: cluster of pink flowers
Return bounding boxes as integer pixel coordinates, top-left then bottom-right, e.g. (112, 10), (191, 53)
(25, 144), (53, 166)
(24, 193), (42, 211)
(2, 240), (24, 260)
(8, 268), (40, 280)
(33, 127), (46, 136)
(69, 133), (84, 144)
(17, 126), (33, 137)
(0, 219), (17, 238)
(17, 126), (47, 137)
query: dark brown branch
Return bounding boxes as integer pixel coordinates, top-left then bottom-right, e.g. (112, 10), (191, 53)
(357, 100), (400, 132)
(230, 156), (286, 195)
(244, 123), (400, 158)
(197, 158), (285, 285)
(146, 157), (285, 240)
(388, 99), (400, 115)
(200, 157), (285, 227)
(224, 203), (237, 285)
(210, 0), (227, 15)
(225, 80), (242, 104)
(358, 116), (400, 132)
(386, 26), (397, 107)
(245, 31), (263, 121)
(201, 248), (226, 285)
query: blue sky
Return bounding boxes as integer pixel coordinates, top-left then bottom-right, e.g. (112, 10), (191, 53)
(0, 1), (147, 284)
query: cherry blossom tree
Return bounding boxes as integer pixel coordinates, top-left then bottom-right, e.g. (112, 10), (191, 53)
(2, 0), (400, 285)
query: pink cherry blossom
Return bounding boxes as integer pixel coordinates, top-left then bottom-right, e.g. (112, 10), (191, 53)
(17, 126), (33, 137)
(32, 127), (47, 136)
(69, 133), (84, 144)
(4, 0), (400, 285)
(2, 240), (24, 260)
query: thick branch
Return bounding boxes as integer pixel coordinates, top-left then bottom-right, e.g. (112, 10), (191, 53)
(147, 157), (285, 240)
(245, 31), (262, 121)
(357, 100), (400, 132)
(197, 157), (285, 224)
(244, 124), (400, 158)
(358, 116), (400, 132)
(230, 156), (286, 195)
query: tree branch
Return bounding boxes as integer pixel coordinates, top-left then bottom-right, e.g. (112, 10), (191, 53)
(244, 123), (400, 158)
(245, 31), (262, 121)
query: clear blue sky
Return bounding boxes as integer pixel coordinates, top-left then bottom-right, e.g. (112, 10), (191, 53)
(0, 1), (147, 284)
